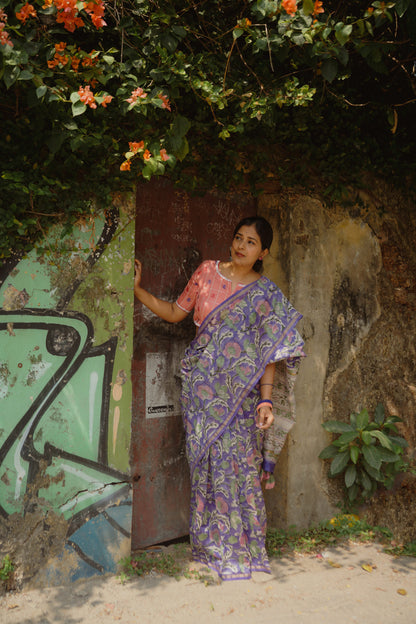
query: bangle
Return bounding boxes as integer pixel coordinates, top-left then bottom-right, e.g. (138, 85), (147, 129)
(256, 399), (273, 412)
(260, 383), (273, 386)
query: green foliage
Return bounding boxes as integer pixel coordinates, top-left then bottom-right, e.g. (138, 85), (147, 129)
(266, 514), (393, 557)
(385, 540), (416, 557)
(1, 0), (415, 257)
(0, 555), (14, 587)
(319, 404), (409, 508)
(119, 546), (216, 584)
(120, 550), (182, 580)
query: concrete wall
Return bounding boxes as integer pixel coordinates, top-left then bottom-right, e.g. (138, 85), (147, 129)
(261, 186), (416, 530)
(0, 197), (135, 587)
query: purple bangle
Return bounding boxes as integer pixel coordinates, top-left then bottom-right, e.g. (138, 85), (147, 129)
(262, 459), (276, 473)
(256, 399), (273, 412)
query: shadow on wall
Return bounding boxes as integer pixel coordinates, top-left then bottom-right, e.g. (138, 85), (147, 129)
(0, 209), (132, 586)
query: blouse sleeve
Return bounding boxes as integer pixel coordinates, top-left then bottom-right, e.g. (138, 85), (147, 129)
(176, 263), (203, 313)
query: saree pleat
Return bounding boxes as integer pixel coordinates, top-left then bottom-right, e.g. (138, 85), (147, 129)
(180, 276), (304, 580)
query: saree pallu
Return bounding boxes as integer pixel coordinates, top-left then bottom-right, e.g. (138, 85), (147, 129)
(180, 276), (305, 580)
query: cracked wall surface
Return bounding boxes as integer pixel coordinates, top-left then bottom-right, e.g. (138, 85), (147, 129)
(260, 187), (415, 531)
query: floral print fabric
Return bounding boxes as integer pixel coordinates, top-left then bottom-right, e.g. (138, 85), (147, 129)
(180, 276), (304, 580)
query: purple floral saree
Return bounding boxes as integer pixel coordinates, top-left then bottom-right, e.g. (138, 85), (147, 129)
(180, 276), (304, 580)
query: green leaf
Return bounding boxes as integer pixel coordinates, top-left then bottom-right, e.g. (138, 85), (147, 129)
(388, 435), (408, 448)
(321, 59), (338, 83)
(319, 445), (339, 460)
(335, 23), (353, 46)
(361, 430), (373, 446)
(322, 421), (353, 433)
(356, 409), (369, 430)
(395, 0), (410, 18)
(171, 115), (191, 138)
(369, 430), (394, 450)
(337, 431), (359, 445)
(302, 0), (314, 16)
(374, 403), (385, 424)
(18, 70), (33, 81)
(362, 459), (383, 481)
(4, 66), (20, 89)
(350, 445), (359, 464)
(362, 445), (382, 470)
(375, 447), (401, 463)
(329, 450), (350, 476)
(347, 483), (359, 502)
(72, 100), (87, 117)
(233, 28), (244, 40)
(360, 469), (373, 493)
(345, 464), (357, 488)
(36, 85), (47, 99)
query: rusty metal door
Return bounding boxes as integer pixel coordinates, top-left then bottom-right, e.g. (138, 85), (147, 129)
(131, 179), (255, 549)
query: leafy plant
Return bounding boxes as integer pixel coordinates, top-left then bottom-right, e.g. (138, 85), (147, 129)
(0, 0), (415, 257)
(119, 550), (182, 580)
(319, 404), (408, 507)
(0, 555), (14, 589)
(266, 514), (393, 557)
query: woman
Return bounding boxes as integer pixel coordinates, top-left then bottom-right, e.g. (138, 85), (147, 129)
(134, 216), (304, 580)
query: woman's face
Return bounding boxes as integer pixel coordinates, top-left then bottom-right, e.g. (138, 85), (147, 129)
(231, 224), (268, 269)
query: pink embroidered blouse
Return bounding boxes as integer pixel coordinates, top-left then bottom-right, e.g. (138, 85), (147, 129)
(176, 260), (245, 326)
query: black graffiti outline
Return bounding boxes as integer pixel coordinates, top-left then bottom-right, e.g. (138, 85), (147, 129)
(0, 310), (130, 529)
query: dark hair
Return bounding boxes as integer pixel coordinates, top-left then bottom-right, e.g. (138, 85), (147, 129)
(232, 216), (273, 273)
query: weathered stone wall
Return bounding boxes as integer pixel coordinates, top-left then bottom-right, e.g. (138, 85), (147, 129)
(0, 196), (135, 589)
(260, 184), (416, 534)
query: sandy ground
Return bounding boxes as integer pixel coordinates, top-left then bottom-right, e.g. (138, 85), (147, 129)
(1, 541), (416, 624)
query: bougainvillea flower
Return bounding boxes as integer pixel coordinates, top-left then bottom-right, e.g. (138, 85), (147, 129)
(158, 93), (171, 111)
(313, 1), (324, 16)
(126, 87), (147, 104)
(159, 148), (170, 161)
(143, 150), (151, 160)
(120, 160), (131, 171)
(129, 141), (145, 152)
(84, 0), (107, 29)
(78, 85), (97, 109)
(71, 56), (81, 71)
(16, 3), (37, 23)
(281, 0), (297, 17)
(54, 0), (84, 32)
(101, 94), (113, 107)
(0, 26), (13, 47)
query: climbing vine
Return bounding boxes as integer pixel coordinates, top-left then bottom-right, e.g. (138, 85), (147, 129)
(0, 0), (415, 257)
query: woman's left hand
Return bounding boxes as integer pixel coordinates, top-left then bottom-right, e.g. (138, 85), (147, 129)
(256, 406), (274, 430)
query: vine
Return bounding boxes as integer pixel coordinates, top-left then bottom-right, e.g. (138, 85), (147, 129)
(0, 0), (415, 257)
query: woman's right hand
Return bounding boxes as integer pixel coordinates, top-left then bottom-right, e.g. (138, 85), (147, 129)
(134, 259), (142, 290)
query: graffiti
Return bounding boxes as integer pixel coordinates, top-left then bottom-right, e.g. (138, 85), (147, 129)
(0, 210), (133, 582)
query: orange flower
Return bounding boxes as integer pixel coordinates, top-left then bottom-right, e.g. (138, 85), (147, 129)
(0, 25), (13, 47)
(126, 87), (147, 104)
(78, 85), (97, 109)
(367, 7), (374, 14)
(159, 148), (169, 162)
(143, 150), (151, 160)
(71, 56), (81, 71)
(312, 1), (324, 16)
(158, 93), (171, 111)
(16, 3), (37, 23)
(120, 160), (131, 171)
(129, 141), (145, 153)
(101, 94), (113, 107)
(54, 0), (84, 32)
(281, 0), (297, 17)
(84, 0), (106, 29)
